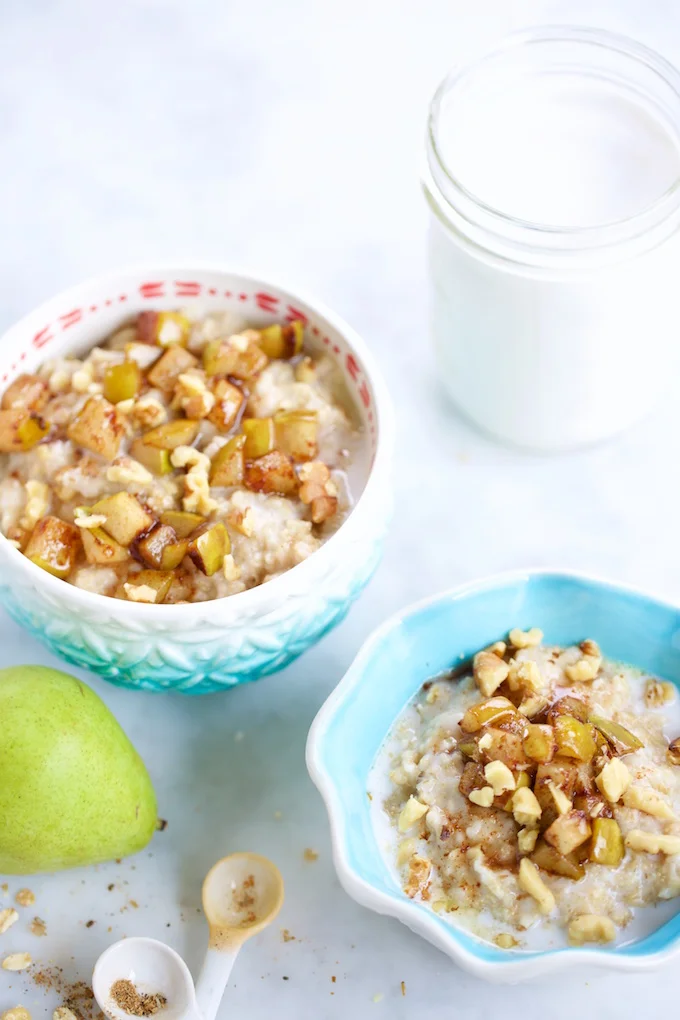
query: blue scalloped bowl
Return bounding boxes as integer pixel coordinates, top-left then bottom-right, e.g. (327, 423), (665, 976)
(307, 570), (680, 981)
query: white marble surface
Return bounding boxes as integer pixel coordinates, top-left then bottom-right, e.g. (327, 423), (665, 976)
(3, 0), (680, 1016)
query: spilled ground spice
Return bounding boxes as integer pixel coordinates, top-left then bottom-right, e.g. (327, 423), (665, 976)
(110, 979), (167, 1017)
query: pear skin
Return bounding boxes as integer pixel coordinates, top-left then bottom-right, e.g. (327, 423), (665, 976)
(0, 665), (158, 873)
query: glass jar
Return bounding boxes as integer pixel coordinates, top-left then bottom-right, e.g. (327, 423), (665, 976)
(424, 28), (680, 451)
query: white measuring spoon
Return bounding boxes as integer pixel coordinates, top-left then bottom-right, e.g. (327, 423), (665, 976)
(92, 852), (285, 1020)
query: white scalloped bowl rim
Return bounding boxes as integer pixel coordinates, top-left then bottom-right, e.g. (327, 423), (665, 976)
(0, 263), (394, 619)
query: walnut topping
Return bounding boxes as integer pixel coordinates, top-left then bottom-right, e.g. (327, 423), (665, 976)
(622, 786), (675, 820)
(508, 627), (543, 649)
(512, 788), (541, 827)
(484, 760), (515, 796)
(645, 679), (676, 708)
(595, 758), (631, 804)
(14, 889), (34, 908)
(0, 908), (19, 934)
(2, 1010), (32, 1020)
(625, 830), (680, 855)
(174, 372), (215, 420)
(404, 855), (431, 898)
(122, 583), (159, 604)
(469, 787), (495, 808)
(398, 796), (429, 832)
(518, 858), (555, 914)
(568, 914), (616, 945)
(473, 651), (509, 698)
(107, 457), (153, 487)
(19, 481), (50, 532)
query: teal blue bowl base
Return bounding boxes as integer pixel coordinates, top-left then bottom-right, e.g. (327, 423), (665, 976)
(310, 571), (680, 973)
(0, 543), (382, 694)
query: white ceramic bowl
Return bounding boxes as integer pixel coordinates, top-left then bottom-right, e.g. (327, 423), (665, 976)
(0, 264), (393, 693)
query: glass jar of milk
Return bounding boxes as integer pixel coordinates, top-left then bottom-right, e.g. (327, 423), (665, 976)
(424, 28), (680, 451)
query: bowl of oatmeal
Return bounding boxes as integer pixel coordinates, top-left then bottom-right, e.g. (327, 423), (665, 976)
(0, 265), (392, 693)
(307, 571), (680, 980)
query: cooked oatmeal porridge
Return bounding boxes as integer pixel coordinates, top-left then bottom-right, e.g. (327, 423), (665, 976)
(0, 309), (358, 603)
(372, 629), (680, 949)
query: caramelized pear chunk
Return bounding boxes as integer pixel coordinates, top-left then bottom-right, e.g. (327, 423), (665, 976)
(0, 410), (50, 452)
(523, 724), (555, 764)
(207, 379), (245, 433)
(67, 397), (124, 460)
(546, 697), (589, 726)
(103, 360), (141, 404)
(589, 817), (624, 866)
(203, 336), (267, 379)
(534, 761), (578, 820)
(244, 450), (297, 496)
(81, 527), (129, 565)
(256, 320), (304, 360)
(554, 715), (597, 763)
(459, 697), (517, 734)
(135, 523), (178, 569)
(142, 418), (200, 450)
(209, 435), (246, 487)
(480, 727), (530, 770)
(242, 417), (275, 459)
(130, 438), (173, 476)
(1, 374), (48, 411)
(274, 410), (318, 462)
(544, 809), (592, 856)
(92, 492), (155, 546)
(589, 715), (644, 755)
(458, 761), (487, 799)
(147, 346), (198, 391)
(187, 521), (230, 576)
(24, 516), (80, 578)
(138, 310), (190, 347)
(160, 538), (189, 570)
(530, 838), (585, 880)
(124, 569), (174, 603)
(159, 510), (206, 538)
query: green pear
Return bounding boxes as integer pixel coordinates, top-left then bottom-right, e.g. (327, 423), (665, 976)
(0, 665), (158, 874)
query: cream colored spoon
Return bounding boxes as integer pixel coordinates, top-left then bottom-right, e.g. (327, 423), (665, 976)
(92, 853), (284, 1020)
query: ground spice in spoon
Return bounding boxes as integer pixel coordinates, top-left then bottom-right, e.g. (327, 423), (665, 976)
(110, 979), (167, 1017)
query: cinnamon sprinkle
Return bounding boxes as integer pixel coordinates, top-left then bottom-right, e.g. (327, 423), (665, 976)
(110, 979), (167, 1017)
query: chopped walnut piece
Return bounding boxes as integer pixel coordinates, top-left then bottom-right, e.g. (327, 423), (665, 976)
(508, 627), (543, 649)
(512, 789), (542, 827)
(53, 1009), (78, 1020)
(222, 554), (241, 582)
(645, 679), (676, 708)
(517, 827), (539, 854)
(494, 933), (519, 949)
(622, 786), (675, 820)
(568, 914), (616, 945)
(131, 394), (168, 429)
(174, 372), (215, 420)
(398, 796), (429, 832)
(14, 889), (34, 908)
(595, 758), (631, 804)
(507, 659), (542, 694)
(122, 583), (159, 604)
(107, 457), (153, 487)
(404, 856), (431, 898)
(310, 495), (338, 524)
(19, 481), (50, 533)
(484, 760), (515, 796)
(518, 858), (555, 915)
(2, 1009), (32, 1020)
(469, 787), (495, 808)
(548, 781), (572, 816)
(565, 652), (601, 682)
(473, 651), (509, 698)
(625, 830), (680, 855)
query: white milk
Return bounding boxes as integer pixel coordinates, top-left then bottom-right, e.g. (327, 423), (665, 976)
(425, 30), (680, 451)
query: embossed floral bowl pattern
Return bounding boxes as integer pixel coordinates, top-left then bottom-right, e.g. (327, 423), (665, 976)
(307, 571), (680, 980)
(0, 265), (393, 694)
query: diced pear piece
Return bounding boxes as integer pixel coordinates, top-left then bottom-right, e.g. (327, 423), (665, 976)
(244, 450), (297, 496)
(256, 320), (304, 359)
(523, 724), (555, 764)
(544, 810), (592, 856)
(81, 527), (129, 565)
(546, 696), (589, 725)
(207, 379), (245, 433)
(24, 516), (81, 578)
(242, 417), (275, 458)
(589, 817), (624, 866)
(91, 492), (155, 546)
(203, 337), (268, 379)
(142, 419), (200, 450)
(1, 374), (49, 411)
(160, 538), (189, 570)
(209, 435), (246, 487)
(103, 361), (141, 404)
(530, 838), (585, 881)
(130, 438), (173, 476)
(67, 397), (124, 460)
(459, 697), (517, 734)
(589, 715), (644, 755)
(125, 570), (174, 603)
(0, 410), (50, 452)
(135, 524), (178, 569)
(554, 715), (597, 763)
(137, 310), (190, 347)
(159, 510), (206, 538)
(146, 346), (198, 391)
(187, 522), (230, 576)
